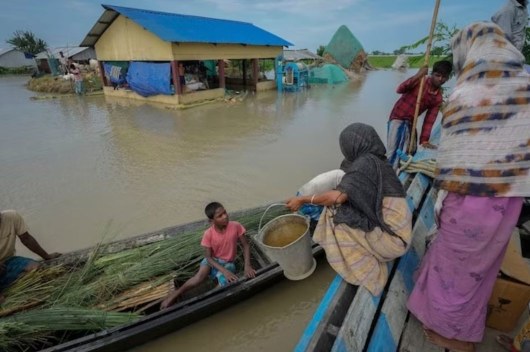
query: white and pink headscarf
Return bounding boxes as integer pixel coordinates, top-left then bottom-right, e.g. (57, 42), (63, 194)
(435, 21), (530, 197)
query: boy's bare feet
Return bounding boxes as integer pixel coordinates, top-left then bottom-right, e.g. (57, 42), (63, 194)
(423, 327), (475, 352)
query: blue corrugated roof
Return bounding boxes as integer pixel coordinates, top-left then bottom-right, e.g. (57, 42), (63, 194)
(101, 4), (292, 47)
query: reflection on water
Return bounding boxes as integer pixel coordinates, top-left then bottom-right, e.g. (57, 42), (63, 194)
(0, 70), (414, 350)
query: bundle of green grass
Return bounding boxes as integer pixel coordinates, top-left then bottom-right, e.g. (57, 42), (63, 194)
(0, 205), (288, 351)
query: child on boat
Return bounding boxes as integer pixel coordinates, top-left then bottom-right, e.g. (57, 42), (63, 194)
(386, 60), (452, 170)
(161, 202), (256, 309)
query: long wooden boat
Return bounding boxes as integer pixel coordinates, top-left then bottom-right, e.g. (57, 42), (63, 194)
(296, 170), (530, 352)
(296, 172), (440, 351)
(1, 204), (323, 352)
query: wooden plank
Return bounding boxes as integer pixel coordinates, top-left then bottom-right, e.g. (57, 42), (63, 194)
(399, 315), (444, 352)
(328, 174), (431, 352)
(331, 287), (383, 352)
(367, 186), (437, 351)
(296, 173), (431, 352)
(295, 275), (357, 352)
(405, 173), (431, 213)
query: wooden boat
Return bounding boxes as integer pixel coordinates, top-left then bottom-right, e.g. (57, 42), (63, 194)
(296, 172), (441, 351)
(1, 204), (323, 352)
(296, 170), (530, 351)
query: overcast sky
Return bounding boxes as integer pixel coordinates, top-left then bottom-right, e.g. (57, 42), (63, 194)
(0, 0), (512, 53)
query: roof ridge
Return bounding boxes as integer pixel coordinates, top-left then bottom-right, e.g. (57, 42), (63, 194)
(102, 4), (254, 26)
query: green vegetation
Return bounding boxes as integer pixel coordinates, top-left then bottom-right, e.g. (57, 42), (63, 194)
(0, 66), (34, 75)
(27, 73), (103, 94)
(6, 30), (47, 57)
(0, 206), (288, 351)
(373, 19), (530, 68)
(367, 55), (444, 69)
(316, 45), (326, 57)
(400, 22), (458, 63)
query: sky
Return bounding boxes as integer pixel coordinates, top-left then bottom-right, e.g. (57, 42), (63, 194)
(0, 0), (508, 53)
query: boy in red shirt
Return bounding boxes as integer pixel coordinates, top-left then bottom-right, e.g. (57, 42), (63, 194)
(386, 60), (452, 170)
(161, 202), (256, 309)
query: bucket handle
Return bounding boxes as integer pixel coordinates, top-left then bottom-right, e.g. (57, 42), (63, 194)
(258, 203), (287, 234)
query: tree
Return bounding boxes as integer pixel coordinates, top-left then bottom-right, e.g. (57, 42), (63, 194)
(431, 46), (444, 56)
(316, 45), (326, 57)
(400, 21), (459, 65)
(6, 30), (47, 56)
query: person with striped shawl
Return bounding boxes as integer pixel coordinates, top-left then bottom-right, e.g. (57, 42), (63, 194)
(407, 22), (530, 352)
(286, 123), (412, 295)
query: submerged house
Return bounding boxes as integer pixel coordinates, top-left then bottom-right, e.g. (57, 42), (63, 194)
(81, 4), (292, 105)
(0, 48), (36, 69)
(35, 47), (96, 74)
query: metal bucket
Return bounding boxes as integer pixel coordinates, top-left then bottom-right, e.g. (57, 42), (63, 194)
(256, 205), (316, 280)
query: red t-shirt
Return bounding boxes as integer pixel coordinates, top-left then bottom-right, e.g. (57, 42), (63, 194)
(389, 76), (443, 144)
(200, 221), (246, 262)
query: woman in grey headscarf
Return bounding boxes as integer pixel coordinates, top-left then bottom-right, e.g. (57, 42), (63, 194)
(286, 123), (412, 295)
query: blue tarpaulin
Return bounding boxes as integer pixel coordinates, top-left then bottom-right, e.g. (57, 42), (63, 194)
(103, 63), (127, 85)
(126, 62), (172, 97)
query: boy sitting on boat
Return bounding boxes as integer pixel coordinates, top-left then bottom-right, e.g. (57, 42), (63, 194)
(0, 210), (61, 302)
(161, 202), (256, 309)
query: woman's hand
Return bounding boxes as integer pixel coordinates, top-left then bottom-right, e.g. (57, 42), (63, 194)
(285, 197), (305, 212)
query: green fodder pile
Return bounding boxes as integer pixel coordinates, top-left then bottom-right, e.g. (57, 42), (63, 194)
(27, 72), (102, 94)
(0, 205), (288, 351)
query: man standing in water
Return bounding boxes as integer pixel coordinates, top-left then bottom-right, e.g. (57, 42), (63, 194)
(492, 0), (528, 52)
(0, 210), (61, 302)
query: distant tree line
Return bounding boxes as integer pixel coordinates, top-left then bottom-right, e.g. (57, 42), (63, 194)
(373, 20), (530, 64)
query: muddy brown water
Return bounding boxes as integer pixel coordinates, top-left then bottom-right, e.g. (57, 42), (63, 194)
(0, 70), (424, 351)
(262, 218), (308, 248)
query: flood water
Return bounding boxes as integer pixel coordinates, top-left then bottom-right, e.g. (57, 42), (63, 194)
(0, 70), (414, 351)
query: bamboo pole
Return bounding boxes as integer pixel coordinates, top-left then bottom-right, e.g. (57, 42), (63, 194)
(407, 0), (441, 154)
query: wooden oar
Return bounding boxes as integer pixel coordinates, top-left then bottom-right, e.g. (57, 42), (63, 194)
(407, 0), (442, 154)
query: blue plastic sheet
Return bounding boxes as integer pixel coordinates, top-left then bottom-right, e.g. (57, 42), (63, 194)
(103, 63), (127, 85)
(126, 62), (172, 97)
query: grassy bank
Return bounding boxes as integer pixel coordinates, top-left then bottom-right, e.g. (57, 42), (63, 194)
(0, 66), (34, 75)
(368, 55), (445, 69)
(27, 73), (103, 94)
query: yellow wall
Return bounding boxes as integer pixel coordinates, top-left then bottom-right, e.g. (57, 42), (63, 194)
(103, 87), (181, 104)
(172, 43), (282, 60)
(102, 87), (225, 107)
(95, 15), (283, 61)
(256, 81), (276, 92)
(95, 16), (173, 61)
(178, 88), (225, 104)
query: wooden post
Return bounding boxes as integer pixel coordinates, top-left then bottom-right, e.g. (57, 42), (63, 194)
(171, 60), (182, 95)
(218, 59), (225, 89)
(242, 60), (247, 88)
(408, 0), (441, 154)
(97, 60), (108, 87)
(252, 58), (259, 91)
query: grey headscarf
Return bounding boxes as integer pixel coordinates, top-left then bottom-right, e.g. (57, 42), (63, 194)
(334, 123), (406, 240)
